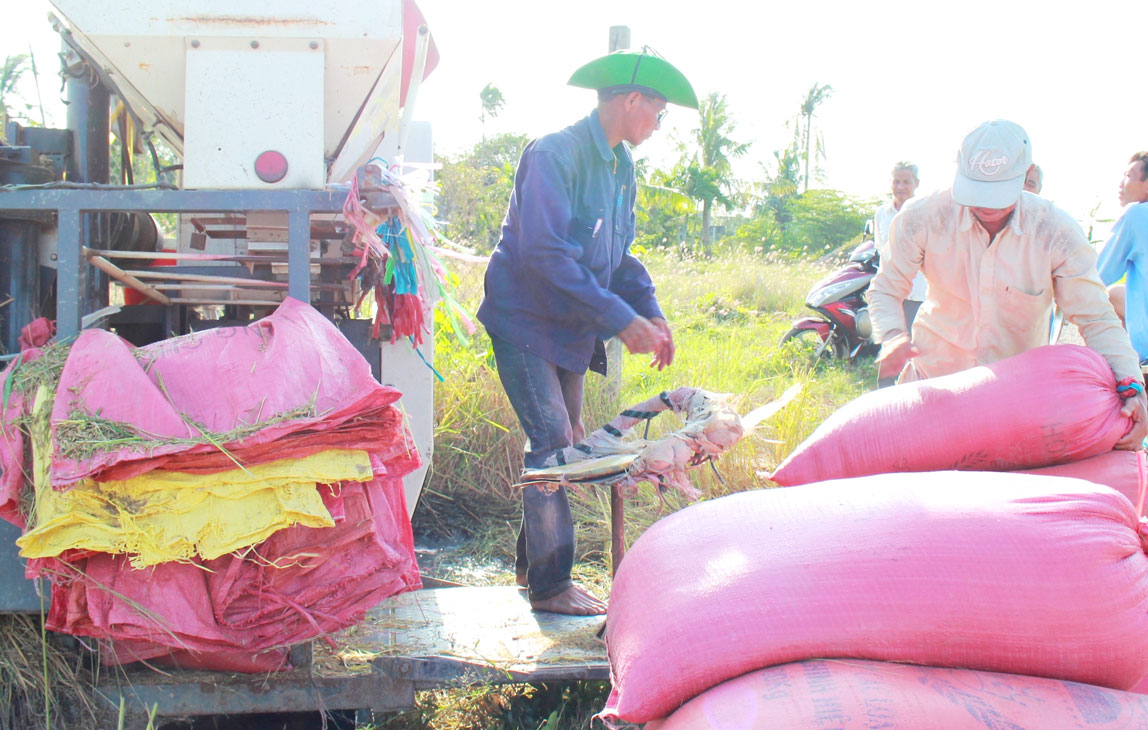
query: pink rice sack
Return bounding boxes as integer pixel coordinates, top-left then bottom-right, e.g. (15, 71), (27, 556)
(771, 344), (1131, 486)
(599, 471), (1148, 725)
(644, 660), (1148, 730)
(1019, 450), (1147, 516)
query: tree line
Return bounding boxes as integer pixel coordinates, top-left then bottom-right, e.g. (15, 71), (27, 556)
(437, 82), (878, 259)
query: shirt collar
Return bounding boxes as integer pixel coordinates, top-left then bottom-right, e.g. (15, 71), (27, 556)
(955, 194), (1026, 236)
(588, 109), (616, 163)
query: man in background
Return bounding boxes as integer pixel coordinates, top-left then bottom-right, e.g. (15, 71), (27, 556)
(1024, 163), (1044, 194)
(1097, 152), (1148, 361)
(870, 120), (1146, 449)
(873, 162), (924, 331)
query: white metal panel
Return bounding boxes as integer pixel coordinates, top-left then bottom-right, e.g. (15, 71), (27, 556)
(48, 0), (402, 162)
(50, 0), (402, 38)
(379, 335), (434, 518)
(60, 33), (187, 153)
(328, 47), (402, 185)
(183, 40), (324, 189)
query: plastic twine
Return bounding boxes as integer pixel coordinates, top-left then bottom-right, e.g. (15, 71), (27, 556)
(1117, 377), (1144, 399)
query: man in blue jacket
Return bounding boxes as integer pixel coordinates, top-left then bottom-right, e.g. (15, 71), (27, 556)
(1098, 151), (1148, 361)
(477, 49), (697, 614)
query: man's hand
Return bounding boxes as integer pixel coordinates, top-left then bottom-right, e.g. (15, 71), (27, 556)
(617, 315), (668, 359)
(875, 331), (918, 382)
(649, 317), (675, 370)
(1115, 391), (1148, 451)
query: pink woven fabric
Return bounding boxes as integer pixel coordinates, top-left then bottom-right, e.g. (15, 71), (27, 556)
(49, 297), (400, 488)
(600, 472), (1148, 724)
(17, 317), (54, 350)
(0, 299), (425, 670)
(1020, 450), (1148, 516)
(644, 660), (1148, 730)
(772, 345), (1131, 486)
(0, 350), (38, 527)
(37, 476), (420, 667)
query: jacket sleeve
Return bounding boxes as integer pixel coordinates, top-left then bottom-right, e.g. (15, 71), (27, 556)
(609, 254), (664, 322)
(1096, 210), (1133, 286)
(515, 149), (637, 338)
(869, 204), (923, 341)
(1053, 224), (1144, 383)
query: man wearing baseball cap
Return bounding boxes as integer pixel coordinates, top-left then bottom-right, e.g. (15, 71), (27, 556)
(477, 49), (697, 614)
(869, 120), (1147, 449)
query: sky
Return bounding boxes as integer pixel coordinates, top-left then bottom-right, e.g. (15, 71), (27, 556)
(5, 0), (1147, 234)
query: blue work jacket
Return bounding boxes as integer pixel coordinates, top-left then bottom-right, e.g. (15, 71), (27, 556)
(477, 109), (663, 374)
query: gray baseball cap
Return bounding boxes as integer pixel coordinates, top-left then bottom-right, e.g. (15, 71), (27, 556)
(952, 120), (1032, 209)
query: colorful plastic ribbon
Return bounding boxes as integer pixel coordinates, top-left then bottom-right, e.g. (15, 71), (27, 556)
(1117, 377), (1144, 399)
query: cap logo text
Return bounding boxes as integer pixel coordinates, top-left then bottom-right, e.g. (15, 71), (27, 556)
(969, 150), (1010, 177)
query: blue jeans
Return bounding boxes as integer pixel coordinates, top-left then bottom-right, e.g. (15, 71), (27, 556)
(490, 335), (585, 601)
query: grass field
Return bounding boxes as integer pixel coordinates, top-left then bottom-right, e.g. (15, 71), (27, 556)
(387, 248), (876, 729)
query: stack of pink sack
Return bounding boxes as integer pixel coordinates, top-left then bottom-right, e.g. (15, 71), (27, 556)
(0, 298), (422, 671)
(598, 345), (1148, 727)
(598, 472), (1148, 727)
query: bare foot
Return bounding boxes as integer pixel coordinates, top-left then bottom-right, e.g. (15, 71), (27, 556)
(530, 584), (607, 615)
(516, 573), (528, 588)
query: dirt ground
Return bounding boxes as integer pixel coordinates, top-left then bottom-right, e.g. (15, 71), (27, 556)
(1058, 320), (1084, 346)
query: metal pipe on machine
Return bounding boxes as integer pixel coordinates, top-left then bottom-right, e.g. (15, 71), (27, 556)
(64, 43), (110, 313)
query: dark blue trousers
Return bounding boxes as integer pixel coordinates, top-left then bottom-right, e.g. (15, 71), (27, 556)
(490, 335), (585, 601)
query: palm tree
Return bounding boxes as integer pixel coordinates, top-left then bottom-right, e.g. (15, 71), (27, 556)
(478, 82), (504, 146)
(0, 54), (30, 128)
(680, 92), (751, 255)
(762, 132), (802, 234)
(798, 82), (833, 192)
(637, 166), (694, 248)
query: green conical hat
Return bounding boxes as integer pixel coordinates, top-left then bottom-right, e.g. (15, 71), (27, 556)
(568, 49), (698, 109)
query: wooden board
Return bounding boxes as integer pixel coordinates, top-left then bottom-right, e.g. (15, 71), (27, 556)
(316, 586), (609, 684)
(98, 586), (610, 724)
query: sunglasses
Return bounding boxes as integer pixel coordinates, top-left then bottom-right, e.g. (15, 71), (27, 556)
(642, 94), (668, 124)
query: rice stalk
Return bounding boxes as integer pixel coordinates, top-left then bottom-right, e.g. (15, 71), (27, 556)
(50, 399), (320, 465)
(0, 613), (100, 730)
(6, 341), (71, 400)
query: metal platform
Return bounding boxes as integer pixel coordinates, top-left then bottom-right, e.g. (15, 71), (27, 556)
(96, 586), (609, 726)
(356, 585), (608, 685)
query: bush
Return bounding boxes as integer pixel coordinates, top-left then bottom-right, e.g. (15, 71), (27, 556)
(726, 189), (880, 258)
(436, 133), (529, 253)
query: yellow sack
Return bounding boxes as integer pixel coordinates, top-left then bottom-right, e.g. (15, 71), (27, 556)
(19, 385), (373, 567)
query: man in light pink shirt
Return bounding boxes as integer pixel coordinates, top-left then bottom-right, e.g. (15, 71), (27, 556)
(870, 119), (1147, 449)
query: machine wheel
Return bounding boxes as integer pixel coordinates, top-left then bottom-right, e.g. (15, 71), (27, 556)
(779, 326), (848, 364)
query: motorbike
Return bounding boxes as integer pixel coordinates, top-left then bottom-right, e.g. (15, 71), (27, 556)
(779, 235), (1066, 365)
(779, 237), (880, 362)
